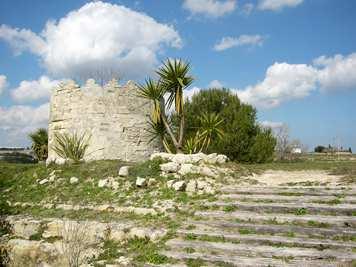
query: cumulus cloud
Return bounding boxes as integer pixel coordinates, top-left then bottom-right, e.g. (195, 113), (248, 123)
(0, 103), (49, 146)
(260, 120), (284, 130)
(214, 35), (265, 51)
(11, 76), (60, 103)
(0, 75), (7, 95)
(233, 52), (356, 109)
(258, 0), (303, 11)
(208, 80), (224, 88)
(0, 1), (182, 81)
(313, 53), (356, 91)
(184, 86), (202, 101)
(236, 62), (318, 108)
(183, 0), (236, 18)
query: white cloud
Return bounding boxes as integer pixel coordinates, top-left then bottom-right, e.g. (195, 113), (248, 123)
(184, 86), (202, 100)
(0, 1), (181, 81)
(0, 103), (49, 146)
(236, 62), (318, 108)
(183, 0), (236, 18)
(234, 52), (356, 109)
(214, 35), (265, 51)
(314, 53), (356, 91)
(208, 80), (224, 88)
(0, 75), (8, 95)
(260, 120), (284, 130)
(258, 0), (303, 11)
(11, 76), (60, 103)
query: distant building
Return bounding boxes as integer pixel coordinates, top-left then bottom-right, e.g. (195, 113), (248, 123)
(291, 147), (302, 154)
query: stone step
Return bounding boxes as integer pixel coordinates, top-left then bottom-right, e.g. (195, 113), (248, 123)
(220, 186), (356, 196)
(204, 201), (356, 216)
(194, 210), (356, 228)
(165, 238), (356, 261)
(176, 229), (356, 250)
(220, 194), (356, 204)
(186, 219), (356, 239)
(161, 250), (342, 267)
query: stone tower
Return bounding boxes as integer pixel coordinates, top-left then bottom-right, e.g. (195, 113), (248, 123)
(47, 79), (161, 163)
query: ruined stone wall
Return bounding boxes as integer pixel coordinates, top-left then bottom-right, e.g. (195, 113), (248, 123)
(47, 79), (161, 163)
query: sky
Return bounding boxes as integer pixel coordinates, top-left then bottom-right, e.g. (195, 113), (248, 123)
(0, 0), (355, 150)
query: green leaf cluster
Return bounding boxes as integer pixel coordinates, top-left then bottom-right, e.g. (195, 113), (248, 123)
(184, 88), (276, 162)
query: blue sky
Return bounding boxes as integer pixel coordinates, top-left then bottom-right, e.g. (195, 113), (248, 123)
(0, 0), (355, 150)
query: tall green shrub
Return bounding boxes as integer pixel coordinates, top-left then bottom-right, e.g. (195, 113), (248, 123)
(184, 88), (276, 162)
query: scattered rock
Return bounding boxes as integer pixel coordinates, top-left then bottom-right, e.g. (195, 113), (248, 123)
(98, 177), (119, 190)
(98, 179), (108, 188)
(167, 180), (175, 188)
(39, 179), (49, 185)
(160, 162), (180, 173)
(69, 177), (79, 184)
(118, 166), (130, 177)
(186, 180), (197, 194)
(178, 164), (198, 176)
(136, 177), (147, 187)
(172, 180), (186, 191)
(116, 256), (131, 266)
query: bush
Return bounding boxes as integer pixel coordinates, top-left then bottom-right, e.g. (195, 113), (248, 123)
(52, 132), (91, 163)
(184, 89), (276, 163)
(29, 128), (48, 161)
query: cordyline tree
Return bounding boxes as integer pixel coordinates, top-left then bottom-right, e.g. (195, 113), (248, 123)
(138, 59), (224, 154)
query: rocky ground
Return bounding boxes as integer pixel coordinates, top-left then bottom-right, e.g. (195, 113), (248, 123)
(1, 153), (355, 266)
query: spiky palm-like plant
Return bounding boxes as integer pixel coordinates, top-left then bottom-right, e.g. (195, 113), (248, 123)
(198, 113), (224, 152)
(29, 128), (48, 161)
(52, 132), (90, 163)
(138, 59), (194, 153)
(183, 113), (224, 154)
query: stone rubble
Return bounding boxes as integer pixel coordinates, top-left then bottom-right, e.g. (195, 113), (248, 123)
(135, 177), (147, 187)
(152, 152), (229, 194)
(69, 176), (79, 184)
(118, 166), (130, 177)
(98, 177), (119, 190)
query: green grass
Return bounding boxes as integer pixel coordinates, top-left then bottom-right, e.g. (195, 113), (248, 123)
(126, 236), (169, 264)
(223, 205), (237, 212)
(295, 208), (308, 216)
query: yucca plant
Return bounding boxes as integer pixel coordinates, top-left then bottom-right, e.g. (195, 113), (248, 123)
(183, 113), (224, 154)
(29, 128), (48, 161)
(138, 59), (194, 153)
(198, 113), (224, 152)
(52, 132), (91, 163)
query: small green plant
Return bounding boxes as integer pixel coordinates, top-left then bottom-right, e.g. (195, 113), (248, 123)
(52, 132), (91, 163)
(295, 208), (307, 215)
(127, 237), (169, 264)
(29, 128), (48, 161)
(223, 205), (237, 212)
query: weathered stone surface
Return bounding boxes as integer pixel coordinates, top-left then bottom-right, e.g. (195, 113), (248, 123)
(160, 162), (180, 173)
(178, 164), (199, 176)
(39, 179), (49, 185)
(47, 79), (161, 163)
(69, 177), (79, 184)
(167, 180), (175, 188)
(98, 177), (119, 190)
(186, 180), (197, 194)
(8, 217), (41, 239)
(172, 181), (186, 191)
(118, 166), (130, 177)
(136, 177), (147, 187)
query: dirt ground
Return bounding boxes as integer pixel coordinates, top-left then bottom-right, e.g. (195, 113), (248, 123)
(246, 170), (345, 186)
